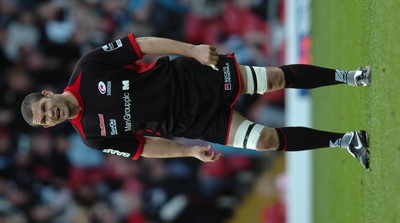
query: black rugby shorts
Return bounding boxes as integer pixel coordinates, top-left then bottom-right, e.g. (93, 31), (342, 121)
(170, 54), (241, 145)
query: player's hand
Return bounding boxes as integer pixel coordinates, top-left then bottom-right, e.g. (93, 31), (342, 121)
(191, 45), (219, 68)
(191, 145), (223, 162)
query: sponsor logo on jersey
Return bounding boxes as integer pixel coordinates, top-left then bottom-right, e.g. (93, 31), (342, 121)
(98, 114), (106, 136)
(102, 149), (130, 158)
(98, 81), (106, 94)
(107, 81), (112, 96)
(123, 92), (132, 132)
(122, 80), (130, 90)
(223, 62), (232, 91)
(102, 39), (123, 52)
(109, 119), (118, 135)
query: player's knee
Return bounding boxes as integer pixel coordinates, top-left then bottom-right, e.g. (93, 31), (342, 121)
(256, 128), (279, 151)
(267, 67), (285, 90)
(233, 121), (278, 151)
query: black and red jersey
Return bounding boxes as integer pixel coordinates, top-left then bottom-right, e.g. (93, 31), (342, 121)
(65, 33), (241, 160)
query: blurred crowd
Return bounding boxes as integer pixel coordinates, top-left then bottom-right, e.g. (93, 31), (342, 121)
(0, 0), (285, 222)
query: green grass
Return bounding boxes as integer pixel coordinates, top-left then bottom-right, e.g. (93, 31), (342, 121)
(312, 0), (400, 222)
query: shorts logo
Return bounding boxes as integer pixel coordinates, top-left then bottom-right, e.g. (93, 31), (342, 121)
(102, 39), (123, 52)
(122, 80), (129, 90)
(109, 119), (118, 135)
(98, 81), (106, 94)
(102, 149), (130, 158)
(106, 81), (112, 96)
(98, 114), (106, 136)
(223, 62), (232, 91)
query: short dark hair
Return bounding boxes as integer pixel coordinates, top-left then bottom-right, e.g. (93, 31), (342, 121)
(21, 92), (45, 127)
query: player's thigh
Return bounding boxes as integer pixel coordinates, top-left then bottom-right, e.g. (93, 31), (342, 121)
(238, 65), (248, 94)
(238, 65), (285, 93)
(226, 110), (248, 146)
(227, 110), (279, 150)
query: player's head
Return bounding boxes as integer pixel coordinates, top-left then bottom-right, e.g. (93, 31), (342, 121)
(21, 90), (72, 128)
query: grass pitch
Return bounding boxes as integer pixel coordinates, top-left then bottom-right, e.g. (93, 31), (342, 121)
(312, 0), (400, 222)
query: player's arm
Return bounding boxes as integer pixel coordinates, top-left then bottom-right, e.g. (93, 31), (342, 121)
(141, 136), (223, 162)
(135, 37), (219, 66)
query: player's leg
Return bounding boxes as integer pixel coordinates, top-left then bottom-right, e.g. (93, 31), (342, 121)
(238, 64), (371, 94)
(237, 66), (285, 94)
(227, 110), (279, 151)
(226, 110), (370, 169)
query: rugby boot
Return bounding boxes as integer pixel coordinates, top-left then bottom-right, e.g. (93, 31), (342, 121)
(354, 65), (371, 86)
(347, 130), (370, 169)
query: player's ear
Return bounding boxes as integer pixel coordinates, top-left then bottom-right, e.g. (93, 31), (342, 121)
(42, 90), (54, 97)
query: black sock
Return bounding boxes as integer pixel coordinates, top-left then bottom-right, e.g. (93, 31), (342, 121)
(280, 64), (343, 89)
(275, 127), (345, 151)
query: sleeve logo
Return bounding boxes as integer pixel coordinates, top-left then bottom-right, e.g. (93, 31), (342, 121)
(102, 39), (123, 52)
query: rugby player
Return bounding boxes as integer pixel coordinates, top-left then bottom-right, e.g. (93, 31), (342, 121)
(21, 34), (371, 169)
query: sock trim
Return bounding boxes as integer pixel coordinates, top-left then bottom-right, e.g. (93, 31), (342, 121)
(276, 128), (287, 151)
(288, 66), (295, 88)
(280, 65), (293, 88)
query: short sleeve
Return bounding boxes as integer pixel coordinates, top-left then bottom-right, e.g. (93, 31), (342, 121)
(86, 131), (145, 160)
(77, 33), (143, 72)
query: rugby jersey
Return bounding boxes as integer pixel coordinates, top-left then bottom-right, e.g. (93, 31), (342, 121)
(65, 33), (182, 160)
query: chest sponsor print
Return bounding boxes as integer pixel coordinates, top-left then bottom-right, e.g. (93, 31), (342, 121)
(98, 114), (106, 136)
(109, 119), (118, 135)
(122, 80), (129, 90)
(123, 92), (132, 132)
(106, 81), (112, 96)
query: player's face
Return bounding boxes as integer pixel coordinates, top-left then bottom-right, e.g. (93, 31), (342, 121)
(31, 92), (71, 128)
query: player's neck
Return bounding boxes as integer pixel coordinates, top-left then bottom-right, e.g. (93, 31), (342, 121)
(61, 91), (81, 119)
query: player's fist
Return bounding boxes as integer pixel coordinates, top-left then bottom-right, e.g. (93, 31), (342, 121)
(191, 145), (223, 162)
(191, 45), (219, 67)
